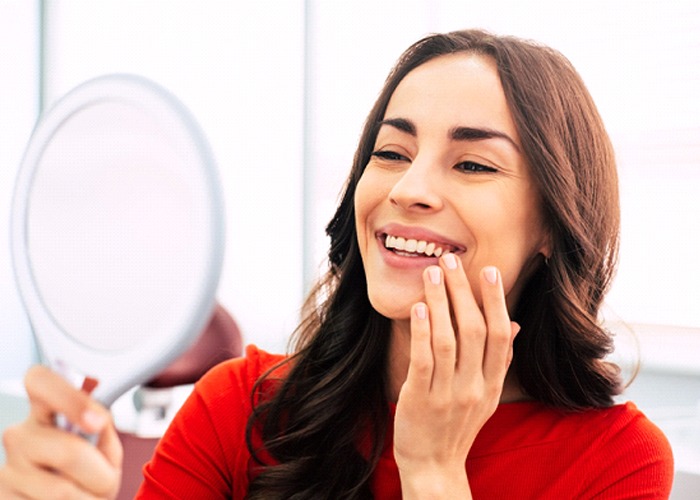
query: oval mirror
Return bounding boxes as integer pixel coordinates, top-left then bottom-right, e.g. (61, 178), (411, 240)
(11, 74), (225, 407)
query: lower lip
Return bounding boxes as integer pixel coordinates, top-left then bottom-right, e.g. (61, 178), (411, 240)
(377, 236), (441, 269)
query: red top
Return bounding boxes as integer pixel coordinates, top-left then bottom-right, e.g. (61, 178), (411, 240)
(137, 345), (674, 499)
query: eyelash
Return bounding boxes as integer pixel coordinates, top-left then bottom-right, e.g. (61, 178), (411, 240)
(371, 150), (407, 162)
(371, 150), (497, 173)
(455, 161), (497, 173)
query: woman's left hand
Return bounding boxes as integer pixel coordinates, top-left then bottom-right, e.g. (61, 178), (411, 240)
(394, 253), (519, 498)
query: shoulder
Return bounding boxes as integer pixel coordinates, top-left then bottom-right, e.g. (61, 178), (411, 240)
(170, 344), (289, 458)
(139, 345), (289, 498)
(548, 402), (674, 497)
(195, 344), (288, 404)
(582, 402), (673, 461)
(570, 402), (673, 465)
(165, 343), (288, 437)
(594, 401), (670, 445)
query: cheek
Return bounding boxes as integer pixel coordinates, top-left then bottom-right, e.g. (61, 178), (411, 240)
(498, 225), (548, 306)
(353, 174), (372, 250)
(354, 169), (388, 245)
(464, 197), (547, 300)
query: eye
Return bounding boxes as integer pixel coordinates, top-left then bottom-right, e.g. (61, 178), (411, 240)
(455, 161), (497, 173)
(371, 150), (409, 162)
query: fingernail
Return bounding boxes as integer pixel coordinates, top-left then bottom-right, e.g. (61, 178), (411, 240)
(484, 266), (498, 284)
(81, 376), (99, 394)
(81, 409), (106, 431)
(415, 303), (427, 320)
(428, 267), (441, 285)
(443, 253), (458, 270)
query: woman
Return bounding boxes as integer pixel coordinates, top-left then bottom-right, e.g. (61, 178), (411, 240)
(0, 29), (673, 499)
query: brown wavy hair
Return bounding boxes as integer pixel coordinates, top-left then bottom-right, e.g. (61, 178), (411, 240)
(246, 28), (621, 499)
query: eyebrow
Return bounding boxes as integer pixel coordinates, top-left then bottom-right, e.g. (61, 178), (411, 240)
(378, 117), (521, 153)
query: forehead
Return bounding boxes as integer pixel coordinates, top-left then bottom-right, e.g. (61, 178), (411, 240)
(384, 53), (519, 143)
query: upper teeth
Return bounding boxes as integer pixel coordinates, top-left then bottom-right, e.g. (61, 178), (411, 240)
(385, 235), (445, 257)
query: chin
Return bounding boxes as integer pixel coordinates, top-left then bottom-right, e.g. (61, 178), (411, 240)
(366, 288), (416, 321)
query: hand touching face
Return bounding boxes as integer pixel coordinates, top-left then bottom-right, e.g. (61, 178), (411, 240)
(392, 254), (520, 497)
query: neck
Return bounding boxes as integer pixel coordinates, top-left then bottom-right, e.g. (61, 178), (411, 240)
(387, 319), (529, 404)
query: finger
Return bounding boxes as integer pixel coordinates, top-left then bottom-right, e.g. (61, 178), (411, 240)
(0, 479), (24, 500)
(0, 465), (102, 500)
(24, 365), (108, 435)
(405, 302), (433, 393)
(423, 265), (456, 392)
(439, 253), (486, 376)
(3, 422), (119, 498)
(97, 421), (124, 472)
(479, 266), (514, 382)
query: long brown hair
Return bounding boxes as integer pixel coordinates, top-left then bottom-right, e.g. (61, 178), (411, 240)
(246, 29), (621, 498)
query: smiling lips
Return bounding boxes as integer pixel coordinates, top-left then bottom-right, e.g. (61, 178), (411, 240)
(383, 233), (461, 258)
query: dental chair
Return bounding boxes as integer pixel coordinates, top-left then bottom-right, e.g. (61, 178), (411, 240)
(115, 303), (243, 500)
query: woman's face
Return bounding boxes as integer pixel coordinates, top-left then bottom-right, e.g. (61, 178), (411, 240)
(354, 53), (550, 322)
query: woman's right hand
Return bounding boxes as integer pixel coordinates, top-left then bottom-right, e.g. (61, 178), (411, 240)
(0, 365), (123, 499)
(393, 257), (517, 498)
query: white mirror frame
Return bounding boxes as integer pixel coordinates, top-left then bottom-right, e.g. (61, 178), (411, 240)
(10, 74), (225, 406)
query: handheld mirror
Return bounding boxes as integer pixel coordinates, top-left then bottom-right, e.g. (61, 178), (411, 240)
(11, 74), (225, 408)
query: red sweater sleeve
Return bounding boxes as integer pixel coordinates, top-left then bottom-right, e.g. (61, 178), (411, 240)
(135, 345), (282, 499)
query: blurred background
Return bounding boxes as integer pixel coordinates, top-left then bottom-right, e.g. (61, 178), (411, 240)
(1, 0), (699, 492)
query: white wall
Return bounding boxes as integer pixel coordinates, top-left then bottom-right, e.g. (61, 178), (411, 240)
(0, 1), (39, 378)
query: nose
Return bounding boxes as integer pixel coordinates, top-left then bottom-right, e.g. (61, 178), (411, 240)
(388, 156), (443, 212)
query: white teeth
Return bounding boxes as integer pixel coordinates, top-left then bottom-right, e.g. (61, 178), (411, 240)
(384, 234), (448, 257)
